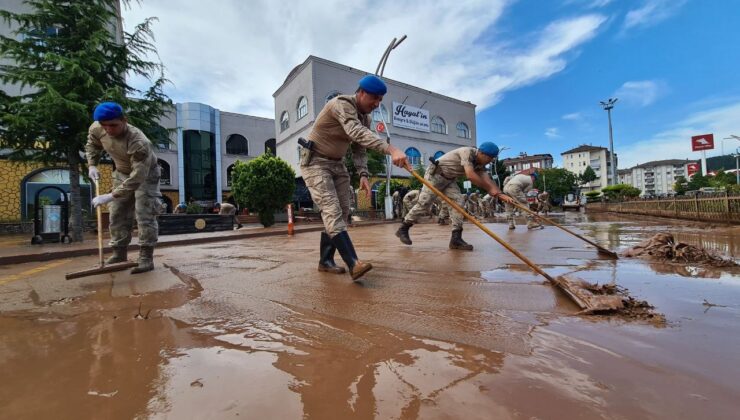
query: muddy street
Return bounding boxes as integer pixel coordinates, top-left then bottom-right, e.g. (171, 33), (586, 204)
(1, 213), (739, 419)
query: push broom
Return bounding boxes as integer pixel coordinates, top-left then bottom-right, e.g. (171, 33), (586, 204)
(66, 181), (137, 280)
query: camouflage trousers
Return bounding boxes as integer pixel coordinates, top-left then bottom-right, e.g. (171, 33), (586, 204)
(302, 156), (351, 237)
(404, 171), (464, 230)
(108, 169), (162, 248)
(503, 185), (533, 223)
(438, 203), (450, 220)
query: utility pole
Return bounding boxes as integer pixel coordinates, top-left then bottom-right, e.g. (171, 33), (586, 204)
(600, 98), (618, 186)
(375, 35), (407, 219)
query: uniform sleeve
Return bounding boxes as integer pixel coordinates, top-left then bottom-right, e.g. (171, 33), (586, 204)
(460, 149), (475, 168)
(111, 135), (155, 198)
(351, 142), (369, 177)
(85, 124), (104, 167)
(333, 100), (389, 154)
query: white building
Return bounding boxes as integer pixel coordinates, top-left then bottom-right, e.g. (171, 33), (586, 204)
(273, 56), (477, 181)
(617, 169), (632, 185)
(561, 145), (617, 192)
(627, 159), (695, 197)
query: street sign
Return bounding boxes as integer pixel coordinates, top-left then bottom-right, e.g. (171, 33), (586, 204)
(691, 134), (714, 151)
(687, 162), (699, 177)
(463, 180), (472, 190)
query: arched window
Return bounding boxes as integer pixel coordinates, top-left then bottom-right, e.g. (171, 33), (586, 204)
(456, 122), (470, 139)
(227, 164), (235, 187)
(226, 134), (249, 155)
(405, 147), (422, 167)
(431, 116), (446, 134)
(433, 151), (445, 160)
(326, 90), (341, 103)
(296, 96), (308, 120)
(372, 104), (389, 125)
(280, 111), (289, 132)
(158, 159), (171, 185)
(264, 138), (276, 155)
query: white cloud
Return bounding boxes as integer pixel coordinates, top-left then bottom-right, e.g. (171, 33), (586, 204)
(121, 1), (606, 117)
(614, 80), (667, 107)
(623, 0), (687, 31)
(545, 127), (562, 138)
(562, 112), (583, 121)
(617, 100), (740, 168)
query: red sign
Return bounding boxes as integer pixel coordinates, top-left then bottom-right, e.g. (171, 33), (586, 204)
(376, 121), (386, 133)
(687, 162), (699, 177)
(691, 134), (714, 151)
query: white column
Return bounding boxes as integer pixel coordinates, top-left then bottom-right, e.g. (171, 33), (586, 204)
(176, 104), (185, 203)
(214, 109), (223, 203)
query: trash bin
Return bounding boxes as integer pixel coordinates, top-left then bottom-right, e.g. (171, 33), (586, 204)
(42, 205), (62, 233)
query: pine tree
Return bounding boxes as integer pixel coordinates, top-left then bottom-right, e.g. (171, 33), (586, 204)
(0, 0), (170, 241)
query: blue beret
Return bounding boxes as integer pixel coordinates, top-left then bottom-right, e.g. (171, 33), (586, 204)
(478, 142), (499, 158)
(358, 75), (387, 95)
(93, 102), (124, 122)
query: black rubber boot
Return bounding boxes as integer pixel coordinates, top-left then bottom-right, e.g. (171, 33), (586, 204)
(331, 231), (372, 280)
(449, 229), (474, 251)
(131, 246), (154, 274)
(106, 247), (127, 264)
(318, 232), (346, 274)
(395, 221), (413, 245)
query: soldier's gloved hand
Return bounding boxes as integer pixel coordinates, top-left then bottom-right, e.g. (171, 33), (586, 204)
(92, 193), (114, 208)
(88, 166), (100, 181)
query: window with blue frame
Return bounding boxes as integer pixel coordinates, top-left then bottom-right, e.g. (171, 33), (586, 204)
(405, 147), (422, 167)
(456, 122), (470, 139)
(433, 151), (445, 160)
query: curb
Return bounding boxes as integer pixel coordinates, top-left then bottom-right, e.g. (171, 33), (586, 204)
(0, 220), (394, 266)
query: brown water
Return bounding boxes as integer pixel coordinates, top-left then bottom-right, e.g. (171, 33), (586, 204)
(1, 214), (739, 419)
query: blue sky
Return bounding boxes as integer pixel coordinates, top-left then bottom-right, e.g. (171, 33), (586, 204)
(123, 0), (740, 168)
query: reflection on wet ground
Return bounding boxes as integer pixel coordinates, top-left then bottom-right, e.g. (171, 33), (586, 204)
(1, 213), (739, 418)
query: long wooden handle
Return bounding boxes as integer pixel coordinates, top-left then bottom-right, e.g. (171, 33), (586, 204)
(406, 168), (555, 283)
(506, 199), (617, 257)
(95, 181), (104, 267)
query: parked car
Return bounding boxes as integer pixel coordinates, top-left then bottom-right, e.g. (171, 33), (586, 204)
(562, 192), (581, 211)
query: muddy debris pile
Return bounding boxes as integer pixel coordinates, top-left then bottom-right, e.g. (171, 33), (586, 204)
(579, 281), (666, 324)
(623, 233), (738, 267)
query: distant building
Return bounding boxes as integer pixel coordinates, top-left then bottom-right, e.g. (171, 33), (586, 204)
(627, 159), (696, 197)
(617, 169), (632, 185)
(561, 145), (617, 192)
(501, 153), (553, 173)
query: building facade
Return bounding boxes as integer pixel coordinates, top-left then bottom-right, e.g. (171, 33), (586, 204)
(501, 153), (553, 173)
(626, 159), (695, 197)
(156, 103), (275, 209)
(273, 56), (477, 180)
(617, 169), (632, 185)
(561, 145), (617, 192)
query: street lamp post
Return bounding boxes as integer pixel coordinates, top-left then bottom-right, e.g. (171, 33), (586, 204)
(489, 146), (509, 189)
(733, 147), (740, 185)
(375, 35), (407, 219)
(600, 98), (618, 186)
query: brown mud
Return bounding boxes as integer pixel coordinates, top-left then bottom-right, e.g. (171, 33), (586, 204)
(623, 232), (738, 267)
(1, 213), (739, 418)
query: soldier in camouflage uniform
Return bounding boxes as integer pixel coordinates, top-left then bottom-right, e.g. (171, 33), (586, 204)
(402, 189), (420, 217)
(504, 169), (543, 230)
(437, 202), (450, 225)
(396, 142), (513, 250)
(87, 102), (162, 274)
(301, 75), (408, 280)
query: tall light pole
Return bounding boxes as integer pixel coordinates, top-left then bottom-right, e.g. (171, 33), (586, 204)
(733, 147), (740, 185)
(375, 35), (407, 219)
(600, 98), (618, 186)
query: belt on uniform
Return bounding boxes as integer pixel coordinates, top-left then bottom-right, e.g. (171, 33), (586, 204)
(312, 150), (343, 161)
